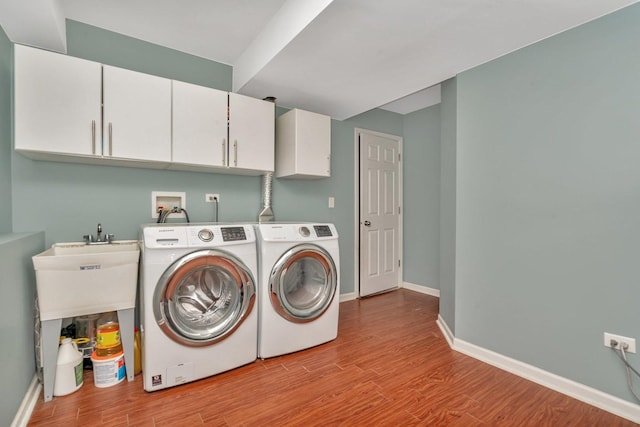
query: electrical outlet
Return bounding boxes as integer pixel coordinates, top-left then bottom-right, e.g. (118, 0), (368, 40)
(205, 193), (220, 203)
(604, 332), (636, 353)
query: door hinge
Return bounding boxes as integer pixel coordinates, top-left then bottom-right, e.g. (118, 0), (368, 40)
(398, 259), (401, 267)
(398, 206), (401, 214)
(398, 153), (401, 161)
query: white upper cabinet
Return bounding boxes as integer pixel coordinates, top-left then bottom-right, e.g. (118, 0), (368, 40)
(102, 65), (172, 162)
(172, 81), (228, 167)
(14, 44), (102, 157)
(228, 92), (274, 172)
(275, 108), (331, 179)
(13, 45), (273, 175)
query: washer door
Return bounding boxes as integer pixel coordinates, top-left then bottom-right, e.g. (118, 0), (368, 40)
(269, 243), (337, 323)
(153, 249), (255, 347)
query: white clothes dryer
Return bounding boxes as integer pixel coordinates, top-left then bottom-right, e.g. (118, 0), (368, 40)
(255, 223), (340, 359)
(139, 223), (257, 392)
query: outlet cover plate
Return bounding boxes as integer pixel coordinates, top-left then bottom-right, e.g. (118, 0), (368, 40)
(604, 332), (636, 353)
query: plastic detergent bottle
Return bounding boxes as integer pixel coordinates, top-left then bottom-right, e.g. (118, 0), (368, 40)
(96, 312), (123, 357)
(53, 338), (84, 396)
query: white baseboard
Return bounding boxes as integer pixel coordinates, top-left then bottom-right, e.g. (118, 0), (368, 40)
(339, 292), (357, 303)
(436, 318), (640, 424)
(11, 375), (41, 427)
(402, 282), (440, 297)
(340, 285), (438, 303)
(436, 314), (454, 348)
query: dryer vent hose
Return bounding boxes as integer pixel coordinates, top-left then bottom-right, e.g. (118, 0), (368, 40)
(259, 172), (274, 223)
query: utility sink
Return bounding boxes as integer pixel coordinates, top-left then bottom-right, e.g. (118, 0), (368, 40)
(33, 241), (140, 321)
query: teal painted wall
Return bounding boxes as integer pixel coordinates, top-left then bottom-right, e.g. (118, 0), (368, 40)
(271, 108), (405, 294)
(439, 78), (457, 333)
(454, 3), (640, 403)
(0, 232), (45, 427)
(66, 20), (232, 91)
(10, 22), (407, 297)
(0, 25), (11, 234)
(402, 105), (441, 289)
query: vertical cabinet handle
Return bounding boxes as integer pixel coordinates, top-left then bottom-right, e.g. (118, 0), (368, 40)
(91, 120), (96, 155)
(233, 140), (238, 167)
(108, 123), (113, 156)
(222, 139), (226, 166)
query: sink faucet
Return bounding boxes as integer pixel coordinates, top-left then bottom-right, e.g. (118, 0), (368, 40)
(83, 223), (114, 245)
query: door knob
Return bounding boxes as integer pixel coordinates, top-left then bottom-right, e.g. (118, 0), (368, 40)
(363, 220), (371, 226)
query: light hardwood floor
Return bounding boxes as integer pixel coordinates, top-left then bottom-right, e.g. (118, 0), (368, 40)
(28, 289), (637, 426)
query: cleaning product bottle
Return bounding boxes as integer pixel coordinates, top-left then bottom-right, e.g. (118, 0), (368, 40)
(133, 327), (142, 375)
(53, 338), (84, 396)
(96, 312), (123, 357)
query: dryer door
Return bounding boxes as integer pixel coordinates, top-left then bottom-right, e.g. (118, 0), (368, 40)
(269, 243), (337, 323)
(153, 249), (255, 347)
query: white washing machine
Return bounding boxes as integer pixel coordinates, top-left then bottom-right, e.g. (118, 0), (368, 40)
(139, 223), (257, 392)
(255, 223), (340, 358)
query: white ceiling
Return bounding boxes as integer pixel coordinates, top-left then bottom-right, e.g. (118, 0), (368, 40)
(0, 0), (637, 119)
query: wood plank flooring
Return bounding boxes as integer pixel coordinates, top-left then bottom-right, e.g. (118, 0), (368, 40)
(28, 289), (637, 426)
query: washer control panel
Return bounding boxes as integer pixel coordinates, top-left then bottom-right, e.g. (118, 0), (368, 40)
(163, 224), (255, 246)
(221, 226), (247, 242)
(313, 225), (333, 237)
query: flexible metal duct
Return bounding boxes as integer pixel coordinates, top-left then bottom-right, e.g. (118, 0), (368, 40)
(259, 96), (276, 223)
(258, 172), (274, 223)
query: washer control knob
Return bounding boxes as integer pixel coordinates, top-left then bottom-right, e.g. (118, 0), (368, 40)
(198, 229), (214, 242)
(299, 226), (311, 237)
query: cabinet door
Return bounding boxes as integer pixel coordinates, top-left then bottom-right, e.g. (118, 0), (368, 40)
(172, 81), (228, 167)
(228, 93), (274, 172)
(14, 45), (101, 156)
(295, 109), (331, 177)
(276, 109), (331, 178)
(103, 65), (171, 162)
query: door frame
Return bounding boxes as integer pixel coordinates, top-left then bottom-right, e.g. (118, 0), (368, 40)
(353, 128), (403, 298)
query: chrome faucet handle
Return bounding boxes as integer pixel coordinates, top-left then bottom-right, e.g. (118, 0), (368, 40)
(105, 234), (114, 243)
(83, 234), (94, 243)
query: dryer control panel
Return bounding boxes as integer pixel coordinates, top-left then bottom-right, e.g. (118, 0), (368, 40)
(257, 223), (338, 242)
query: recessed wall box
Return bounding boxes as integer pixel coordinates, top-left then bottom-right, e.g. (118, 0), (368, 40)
(152, 191), (186, 219)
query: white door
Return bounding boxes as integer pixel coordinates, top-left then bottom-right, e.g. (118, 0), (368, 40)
(359, 130), (401, 296)
(172, 81), (228, 167)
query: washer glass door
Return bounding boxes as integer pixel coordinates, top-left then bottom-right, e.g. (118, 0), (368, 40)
(154, 249), (255, 346)
(269, 243), (337, 323)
